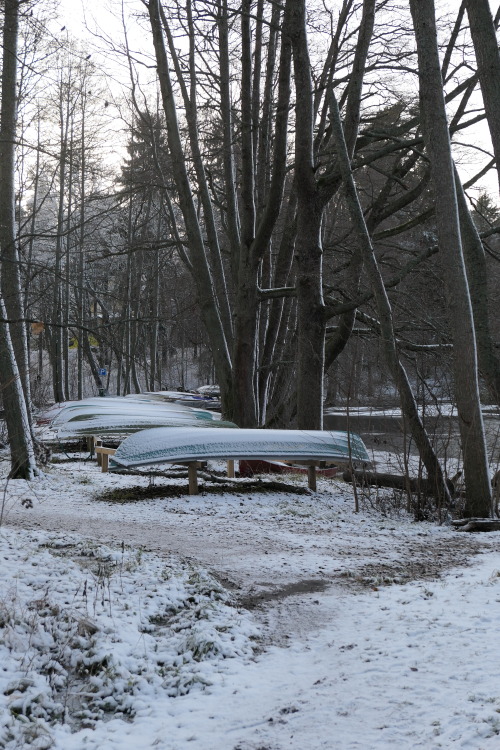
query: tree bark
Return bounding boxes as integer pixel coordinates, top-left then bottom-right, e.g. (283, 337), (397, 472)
(288, 0), (326, 429)
(410, 0), (492, 517)
(0, 0), (32, 414)
(0, 0), (37, 478)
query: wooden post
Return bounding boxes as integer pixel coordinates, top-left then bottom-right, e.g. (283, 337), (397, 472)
(95, 439), (102, 466)
(188, 462), (199, 495)
(227, 459), (235, 478)
(308, 464), (317, 491)
(87, 436), (94, 456)
(94, 446), (116, 473)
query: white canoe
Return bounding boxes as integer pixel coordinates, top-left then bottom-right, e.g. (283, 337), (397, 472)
(110, 427), (370, 469)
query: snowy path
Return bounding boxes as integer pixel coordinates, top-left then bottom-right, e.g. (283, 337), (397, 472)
(2, 456), (500, 749)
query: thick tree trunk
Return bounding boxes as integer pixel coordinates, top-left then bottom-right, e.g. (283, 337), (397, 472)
(0, 0), (32, 415)
(0, 0), (37, 478)
(231, 0), (259, 426)
(410, 0), (492, 517)
(288, 0), (325, 429)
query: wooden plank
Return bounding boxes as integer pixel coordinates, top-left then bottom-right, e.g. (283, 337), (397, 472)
(188, 462), (199, 495)
(227, 459), (235, 478)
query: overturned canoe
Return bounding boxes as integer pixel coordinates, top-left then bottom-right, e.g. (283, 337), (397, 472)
(50, 398), (216, 426)
(110, 426), (370, 469)
(45, 395), (234, 439)
(57, 414), (238, 438)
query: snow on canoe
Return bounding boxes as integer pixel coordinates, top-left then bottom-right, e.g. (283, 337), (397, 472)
(110, 427), (370, 469)
(57, 414), (238, 437)
(50, 399), (217, 426)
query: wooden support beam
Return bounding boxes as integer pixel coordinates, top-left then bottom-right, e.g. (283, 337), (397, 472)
(95, 439), (102, 466)
(227, 459), (235, 478)
(307, 465), (317, 491)
(188, 462), (199, 495)
(94, 446), (117, 473)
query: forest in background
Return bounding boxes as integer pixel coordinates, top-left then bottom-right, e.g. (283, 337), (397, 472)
(0, 0), (499, 516)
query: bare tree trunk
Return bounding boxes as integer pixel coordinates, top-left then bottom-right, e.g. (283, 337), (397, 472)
(255, 1), (280, 218)
(64, 124), (74, 401)
(217, 0), (241, 269)
(410, 0), (492, 517)
(162, 0), (234, 346)
(51, 72), (70, 404)
(258, 186), (297, 421)
(230, 0), (292, 427)
(81, 332), (104, 394)
(0, 0), (37, 478)
(0, 0), (32, 415)
(148, 0), (233, 416)
(231, 0), (260, 426)
(77, 96), (87, 399)
(288, 0), (325, 429)
(130, 247), (143, 395)
(328, 88), (452, 508)
(454, 167), (500, 404)
(289, 0), (375, 429)
(465, 0), (500, 196)
(150, 231), (161, 392)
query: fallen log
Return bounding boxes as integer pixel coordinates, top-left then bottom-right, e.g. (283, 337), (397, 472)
(342, 469), (455, 497)
(452, 518), (500, 532)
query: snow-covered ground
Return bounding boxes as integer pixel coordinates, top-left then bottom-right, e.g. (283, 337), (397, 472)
(1, 447), (500, 749)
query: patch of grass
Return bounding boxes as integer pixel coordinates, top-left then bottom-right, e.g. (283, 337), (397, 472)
(201, 481), (310, 496)
(96, 484), (187, 503)
(95, 478), (309, 503)
(78, 476), (93, 485)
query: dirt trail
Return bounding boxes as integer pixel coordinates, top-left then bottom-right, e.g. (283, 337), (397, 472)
(3, 461), (494, 644)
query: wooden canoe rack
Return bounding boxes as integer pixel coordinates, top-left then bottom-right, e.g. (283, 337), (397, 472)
(94, 441), (117, 473)
(182, 459), (319, 494)
(93, 436), (322, 493)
